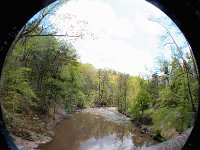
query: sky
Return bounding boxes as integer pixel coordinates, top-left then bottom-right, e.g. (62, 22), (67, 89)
(48, 0), (174, 76)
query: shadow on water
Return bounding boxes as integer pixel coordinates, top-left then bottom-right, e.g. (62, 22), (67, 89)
(39, 112), (157, 150)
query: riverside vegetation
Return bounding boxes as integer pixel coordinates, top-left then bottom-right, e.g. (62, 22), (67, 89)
(0, 3), (198, 147)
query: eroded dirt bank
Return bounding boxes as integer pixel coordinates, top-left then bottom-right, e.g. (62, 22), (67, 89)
(14, 107), (191, 150)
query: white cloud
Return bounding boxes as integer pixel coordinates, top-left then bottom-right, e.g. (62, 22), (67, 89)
(74, 36), (155, 75)
(134, 13), (164, 35)
(50, 0), (136, 39)
(48, 0), (169, 75)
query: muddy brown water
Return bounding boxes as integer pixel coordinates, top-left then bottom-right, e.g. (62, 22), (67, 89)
(39, 111), (157, 150)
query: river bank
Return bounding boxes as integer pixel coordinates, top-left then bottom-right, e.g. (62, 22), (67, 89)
(13, 107), (192, 150)
(14, 107), (155, 149)
(39, 107), (157, 150)
(13, 105), (67, 150)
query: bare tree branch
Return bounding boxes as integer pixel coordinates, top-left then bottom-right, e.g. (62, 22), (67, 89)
(153, 19), (197, 115)
(23, 32), (81, 38)
(15, 1), (61, 43)
(163, 42), (175, 46)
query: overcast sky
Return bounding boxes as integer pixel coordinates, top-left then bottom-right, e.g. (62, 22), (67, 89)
(49, 0), (173, 76)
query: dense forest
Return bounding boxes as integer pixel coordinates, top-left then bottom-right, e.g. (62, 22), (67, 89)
(0, 3), (199, 143)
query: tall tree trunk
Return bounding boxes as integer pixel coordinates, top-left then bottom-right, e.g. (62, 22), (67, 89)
(98, 71), (101, 101)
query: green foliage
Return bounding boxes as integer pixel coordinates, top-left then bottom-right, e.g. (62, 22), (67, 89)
(1, 18), (197, 142)
(136, 90), (151, 112)
(1, 25), (83, 135)
(126, 77), (152, 117)
(157, 86), (177, 108)
(152, 108), (180, 131)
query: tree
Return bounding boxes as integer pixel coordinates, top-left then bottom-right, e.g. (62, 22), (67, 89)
(117, 73), (129, 114)
(62, 62), (84, 112)
(131, 78), (151, 116)
(81, 64), (98, 107)
(149, 15), (198, 116)
(148, 73), (160, 107)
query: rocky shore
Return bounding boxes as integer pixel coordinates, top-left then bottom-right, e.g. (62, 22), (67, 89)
(13, 106), (66, 150)
(13, 107), (192, 150)
(80, 107), (131, 125)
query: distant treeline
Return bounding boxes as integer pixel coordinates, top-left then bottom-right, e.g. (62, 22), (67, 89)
(0, 23), (198, 141)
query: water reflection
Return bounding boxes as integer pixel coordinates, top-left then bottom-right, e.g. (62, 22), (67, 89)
(78, 134), (133, 150)
(39, 112), (157, 150)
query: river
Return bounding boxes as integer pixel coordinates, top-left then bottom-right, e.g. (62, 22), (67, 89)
(39, 107), (157, 150)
